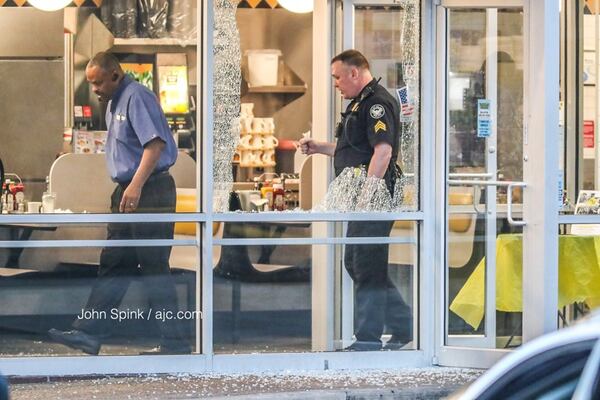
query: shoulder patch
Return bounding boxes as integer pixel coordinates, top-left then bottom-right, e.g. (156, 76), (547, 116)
(374, 120), (387, 133)
(370, 104), (385, 119)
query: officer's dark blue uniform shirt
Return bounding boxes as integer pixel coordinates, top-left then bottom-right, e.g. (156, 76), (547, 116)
(105, 75), (177, 183)
(333, 78), (400, 177)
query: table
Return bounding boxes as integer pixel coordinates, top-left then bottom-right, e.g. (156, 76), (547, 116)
(450, 234), (600, 329)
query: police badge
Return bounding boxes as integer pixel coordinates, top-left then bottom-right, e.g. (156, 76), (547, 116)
(369, 104), (385, 119)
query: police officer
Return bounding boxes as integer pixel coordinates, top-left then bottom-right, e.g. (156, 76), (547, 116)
(49, 52), (189, 355)
(299, 49), (411, 351)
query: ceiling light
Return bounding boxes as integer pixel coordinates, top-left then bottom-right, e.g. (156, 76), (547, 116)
(278, 0), (313, 13)
(28, 0), (71, 12)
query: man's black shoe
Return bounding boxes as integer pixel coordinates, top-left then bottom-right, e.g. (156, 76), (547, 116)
(48, 328), (101, 355)
(383, 336), (410, 350)
(139, 344), (191, 355)
(339, 341), (382, 351)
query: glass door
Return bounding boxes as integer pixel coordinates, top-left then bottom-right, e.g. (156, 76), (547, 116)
(439, 1), (527, 353)
(338, 0), (421, 351)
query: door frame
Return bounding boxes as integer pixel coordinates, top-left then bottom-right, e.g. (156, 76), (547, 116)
(434, 0), (560, 368)
(339, 0), (425, 351)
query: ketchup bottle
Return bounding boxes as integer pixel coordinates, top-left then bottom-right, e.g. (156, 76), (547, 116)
(272, 183), (285, 211)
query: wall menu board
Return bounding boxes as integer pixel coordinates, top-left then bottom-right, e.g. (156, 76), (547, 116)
(121, 63), (154, 91)
(158, 65), (189, 114)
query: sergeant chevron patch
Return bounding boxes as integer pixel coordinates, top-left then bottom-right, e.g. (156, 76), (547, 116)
(374, 120), (387, 133)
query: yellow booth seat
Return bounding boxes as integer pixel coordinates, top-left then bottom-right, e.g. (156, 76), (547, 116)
(392, 190), (474, 233)
(174, 189), (219, 236)
(447, 192), (474, 233)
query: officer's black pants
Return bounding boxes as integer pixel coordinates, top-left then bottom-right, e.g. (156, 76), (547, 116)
(73, 173), (187, 347)
(344, 220), (412, 343)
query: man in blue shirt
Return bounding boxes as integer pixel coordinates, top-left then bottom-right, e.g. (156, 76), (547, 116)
(49, 52), (189, 355)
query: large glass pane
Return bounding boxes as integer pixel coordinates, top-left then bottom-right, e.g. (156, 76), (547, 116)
(334, 220), (418, 352)
(0, 230), (198, 356)
(447, 223), (524, 348)
(0, 7), (198, 215)
(446, 8), (524, 348)
(208, 3), (311, 211)
(210, 1), (420, 213)
(213, 241), (312, 354)
(212, 220), (419, 353)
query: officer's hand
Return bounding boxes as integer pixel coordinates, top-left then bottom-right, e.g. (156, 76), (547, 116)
(298, 137), (318, 155)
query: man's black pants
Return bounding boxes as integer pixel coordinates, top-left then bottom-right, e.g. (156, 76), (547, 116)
(345, 220), (412, 344)
(73, 172), (187, 347)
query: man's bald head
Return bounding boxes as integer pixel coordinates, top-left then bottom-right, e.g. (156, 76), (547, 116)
(87, 52), (124, 75)
(86, 52), (125, 103)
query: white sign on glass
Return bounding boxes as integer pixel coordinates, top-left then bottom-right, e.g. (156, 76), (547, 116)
(477, 99), (492, 138)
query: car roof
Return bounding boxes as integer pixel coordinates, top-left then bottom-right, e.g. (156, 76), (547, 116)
(460, 315), (600, 398)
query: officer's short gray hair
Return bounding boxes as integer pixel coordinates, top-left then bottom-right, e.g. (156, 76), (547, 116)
(87, 52), (123, 74)
(331, 50), (370, 70)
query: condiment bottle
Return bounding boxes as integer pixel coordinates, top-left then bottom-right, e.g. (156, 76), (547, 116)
(272, 183), (285, 211)
(261, 180), (273, 211)
(1, 180), (6, 213)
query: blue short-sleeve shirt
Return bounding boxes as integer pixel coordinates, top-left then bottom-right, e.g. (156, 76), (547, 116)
(105, 75), (177, 183)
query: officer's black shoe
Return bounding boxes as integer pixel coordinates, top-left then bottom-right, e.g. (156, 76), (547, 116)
(139, 344), (191, 355)
(383, 336), (410, 351)
(339, 341), (382, 351)
(48, 328), (101, 355)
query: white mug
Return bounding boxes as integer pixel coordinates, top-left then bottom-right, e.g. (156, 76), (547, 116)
(262, 150), (275, 165)
(262, 135), (279, 149)
(241, 151), (260, 166)
(251, 118), (265, 133)
(240, 117), (253, 134)
(241, 103), (254, 118)
(240, 151), (252, 166)
(27, 201), (42, 214)
(250, 135), (264, 149)
(252, 151), (263, 166)
(239, 134), (253, 149)
(262, 118), (275, 133)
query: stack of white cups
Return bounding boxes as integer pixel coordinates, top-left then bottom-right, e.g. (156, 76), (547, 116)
(237, 103), (278, 168)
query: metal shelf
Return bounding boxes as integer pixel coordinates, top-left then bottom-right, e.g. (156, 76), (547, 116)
(246, 85), (307, 94)
(112, 38), (197, 47)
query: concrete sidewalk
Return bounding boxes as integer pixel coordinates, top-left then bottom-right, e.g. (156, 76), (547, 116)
(8, 368), (482, 399)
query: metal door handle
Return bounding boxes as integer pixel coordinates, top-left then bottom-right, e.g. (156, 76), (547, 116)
(447, 174), (491, 215)
(447, 179), (527, 226)
(507, 182), (527, 226)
